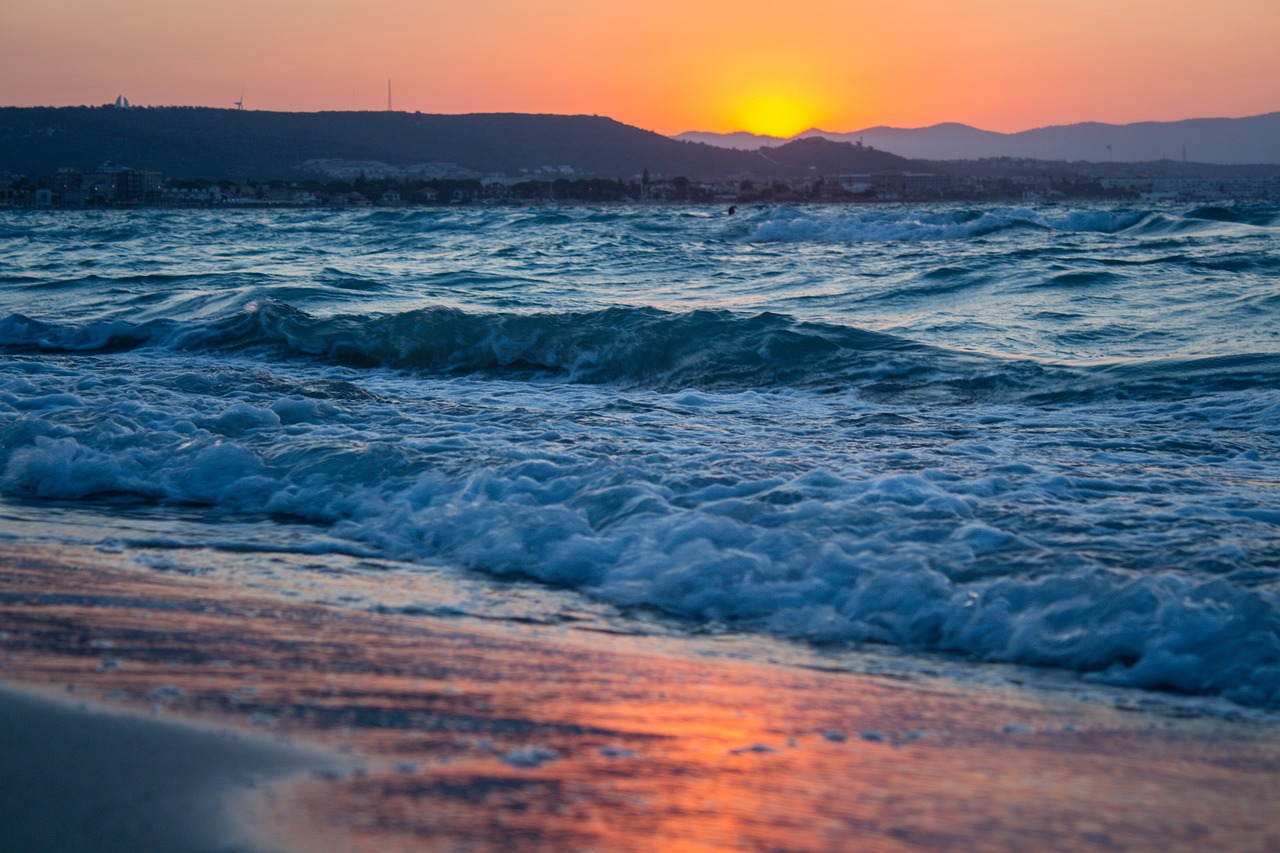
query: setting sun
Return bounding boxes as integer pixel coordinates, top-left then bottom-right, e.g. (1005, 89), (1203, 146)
(2, 0), (1275, 134)
(730, 89), (823, 138)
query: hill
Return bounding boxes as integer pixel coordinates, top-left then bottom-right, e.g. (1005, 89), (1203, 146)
(0, 107), (926, 182)
(757, 137), (917, 174)
(676, 112), (1280, 165)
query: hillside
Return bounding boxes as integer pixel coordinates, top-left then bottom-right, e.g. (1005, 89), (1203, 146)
(757, 137), (917, 174)
(0, 107), (927, 182)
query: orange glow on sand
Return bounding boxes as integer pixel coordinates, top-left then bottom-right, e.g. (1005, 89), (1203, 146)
(4, 542), (1280, 852)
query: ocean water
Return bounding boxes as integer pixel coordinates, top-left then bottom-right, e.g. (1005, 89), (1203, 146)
(2, 203), (1279, 707)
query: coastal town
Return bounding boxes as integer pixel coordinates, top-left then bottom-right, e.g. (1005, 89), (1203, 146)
(2, 106), (1278, 208)
(5, 157), (1280, 208)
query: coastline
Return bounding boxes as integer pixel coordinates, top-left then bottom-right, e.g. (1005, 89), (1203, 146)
(1, 538), (1277, 852)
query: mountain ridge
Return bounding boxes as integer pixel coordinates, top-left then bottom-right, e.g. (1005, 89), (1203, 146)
(0, 107), (919, 182)
(675, 112), (1280, 164)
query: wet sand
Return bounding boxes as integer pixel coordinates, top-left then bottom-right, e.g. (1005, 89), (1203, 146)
(0, 682), (330, 853)
(0, 539), (1277, 852)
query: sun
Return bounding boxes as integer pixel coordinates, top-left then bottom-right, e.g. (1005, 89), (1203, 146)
(731, 89), (821, 138)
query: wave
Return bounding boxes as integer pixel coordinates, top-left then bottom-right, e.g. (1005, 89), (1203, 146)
(6, 202), (1277, 250)
(5, 304), (1279, 404)
(1184, 205), (1280, 228)
(4, 201), (1278, 711)
(3, 367), (1279, 707)
(0, 304), (917, 388)
(745, 203), (1280, 244)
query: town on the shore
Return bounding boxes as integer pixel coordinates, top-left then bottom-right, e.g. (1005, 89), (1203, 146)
(6, 159), (1280, 209)
(6, 154), (1280, 209)
(5, 103), (1280, 208)
(4, 104), (1279, 210)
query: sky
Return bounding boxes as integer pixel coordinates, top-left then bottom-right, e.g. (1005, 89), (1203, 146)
(2, 0), (1277, 137)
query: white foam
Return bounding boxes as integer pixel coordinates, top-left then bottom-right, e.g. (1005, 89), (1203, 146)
(3, 201), (1278, 708)
(4, 353), (1276, 706)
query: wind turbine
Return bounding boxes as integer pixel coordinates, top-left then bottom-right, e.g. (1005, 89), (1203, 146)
(235, 86), (244, 111)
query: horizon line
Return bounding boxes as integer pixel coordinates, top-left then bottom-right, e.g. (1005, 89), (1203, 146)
(3, 102), (1278, 139)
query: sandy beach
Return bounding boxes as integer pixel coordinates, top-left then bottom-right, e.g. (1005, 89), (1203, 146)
(0, 680), (330, 853)
(0, 538), (1277, 852)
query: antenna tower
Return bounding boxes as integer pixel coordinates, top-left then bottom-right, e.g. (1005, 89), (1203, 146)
(387, 79), (392, 111)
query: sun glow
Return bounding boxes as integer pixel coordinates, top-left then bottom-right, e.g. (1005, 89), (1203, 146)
(2, 1), (1276, 136)
(731, 89), (822, 138)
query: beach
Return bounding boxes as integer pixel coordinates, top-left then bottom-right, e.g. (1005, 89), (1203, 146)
(2, 538), (1277, 852)
(0, 679), (329, 853)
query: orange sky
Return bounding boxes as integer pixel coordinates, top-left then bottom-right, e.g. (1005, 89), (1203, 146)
(2, 0), (1277, 136)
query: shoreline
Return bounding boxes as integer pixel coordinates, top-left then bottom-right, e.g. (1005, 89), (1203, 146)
(1, 539), (1278, 851)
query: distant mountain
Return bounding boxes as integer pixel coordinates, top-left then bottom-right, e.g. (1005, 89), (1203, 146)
(0, 107), (931, 182)
(755, 137), (916, 173)
(676, 130), (793, 150)
(676, 112), (1280, 165)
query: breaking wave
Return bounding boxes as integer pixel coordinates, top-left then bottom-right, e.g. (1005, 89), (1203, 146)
(746, 204), (1280, 243)
(4, 304), (1278, 405)
(3, 201), (1280, 709)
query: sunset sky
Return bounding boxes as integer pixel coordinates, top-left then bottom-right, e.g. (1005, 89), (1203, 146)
(2, 0), (1277, 137)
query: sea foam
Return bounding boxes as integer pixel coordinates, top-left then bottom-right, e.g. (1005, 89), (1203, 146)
(3, 351), (1278, 706)
(2, 202), (1278, 708)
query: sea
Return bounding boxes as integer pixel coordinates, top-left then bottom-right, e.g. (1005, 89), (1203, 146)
(2, 202), (1279, 709)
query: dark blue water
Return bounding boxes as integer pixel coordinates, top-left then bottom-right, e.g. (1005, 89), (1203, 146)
(3, 203), (1279, 706)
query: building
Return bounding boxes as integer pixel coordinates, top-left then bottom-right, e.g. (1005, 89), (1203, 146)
(39, 163), (161, 205)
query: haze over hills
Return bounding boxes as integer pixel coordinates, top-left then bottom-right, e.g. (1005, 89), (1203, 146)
(0, 107), (918, 182)
(676, 112), (1280, 165)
